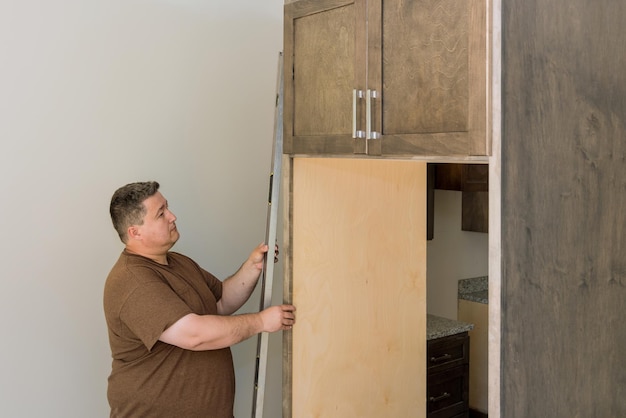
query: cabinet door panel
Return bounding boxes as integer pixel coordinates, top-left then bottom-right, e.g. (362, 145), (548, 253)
(285, 0), (367, 154)
(288, 158), (427, 417)
(383, 0), (468, 134)
(369, 0), (488, 156)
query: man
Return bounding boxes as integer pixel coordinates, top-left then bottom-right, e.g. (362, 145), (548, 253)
(103, 181), (295, 418)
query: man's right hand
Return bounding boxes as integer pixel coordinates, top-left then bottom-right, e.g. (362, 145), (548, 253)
(261, 304), (296, 332)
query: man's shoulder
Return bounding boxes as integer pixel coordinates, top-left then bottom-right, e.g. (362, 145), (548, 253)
(106, 252), (160, 287)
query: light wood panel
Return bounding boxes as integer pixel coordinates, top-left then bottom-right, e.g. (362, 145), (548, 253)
(289, 158), (427, 417)
(458, 299), (489, 413)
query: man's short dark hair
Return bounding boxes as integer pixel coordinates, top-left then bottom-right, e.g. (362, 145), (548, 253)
(110, 181), (160, 243)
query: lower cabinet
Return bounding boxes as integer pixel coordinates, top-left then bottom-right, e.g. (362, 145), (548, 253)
(427, 332), (470, 418)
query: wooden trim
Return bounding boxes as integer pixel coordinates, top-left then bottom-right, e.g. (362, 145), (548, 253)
(468, 0), (489, 155)
(283, 4), (294, 154)
(281, 155), (293, 417)
(285, 0), (353, 17)
(381, 132), (472, 157)
(488, 0), (502, 416)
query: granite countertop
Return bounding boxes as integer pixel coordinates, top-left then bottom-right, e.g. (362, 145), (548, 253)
(427, 314), (474, 340)
(458, 276), (488, 304)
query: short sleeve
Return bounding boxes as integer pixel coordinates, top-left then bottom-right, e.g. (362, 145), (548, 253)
(120, 279), (193, 351)
(201, 269), (223, 301)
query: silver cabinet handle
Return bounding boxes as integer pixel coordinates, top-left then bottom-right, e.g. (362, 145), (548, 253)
(429, 392), (451, 403)
(430, 353), (452, 363)
(366, 89), (380, 140)
(353, 89), (365, 139)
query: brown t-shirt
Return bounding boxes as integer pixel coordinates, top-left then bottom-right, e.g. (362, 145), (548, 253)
(103, 250), (235, 418)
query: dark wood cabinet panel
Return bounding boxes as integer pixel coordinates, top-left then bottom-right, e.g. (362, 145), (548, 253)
(432, 163), (488, 233)
(284, 0), (490, 157)
(462, 164), (488, 192)
(284, 0), (366, 155)
(427, 333), (470, 418)
(462, 191), (488, 232)
(434, 164), (466, 191)
(500, 0), (626, 416)
(434, 164), (488, 192)
(374, 0), (489, 157)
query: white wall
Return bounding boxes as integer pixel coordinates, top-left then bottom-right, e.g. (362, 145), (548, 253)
(0, 1), (285, 417)
(427, 190), (489, 319)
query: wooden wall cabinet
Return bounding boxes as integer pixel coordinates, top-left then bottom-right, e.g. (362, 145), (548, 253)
(284, 0), (490, 157)
(433, 163), (488, 233)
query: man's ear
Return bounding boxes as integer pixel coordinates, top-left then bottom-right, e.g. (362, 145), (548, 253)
(127, 225), (140, 240)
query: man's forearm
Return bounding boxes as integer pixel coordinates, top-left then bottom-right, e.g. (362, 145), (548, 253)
(217, 263), (262, 315)
(217, 243), (269, 315)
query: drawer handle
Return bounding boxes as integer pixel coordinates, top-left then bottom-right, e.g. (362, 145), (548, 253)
(365, 89), (380, 141)
(352, 89), (365, 139)
(429, 392), (451, 403)
(430, 353), (452, 363)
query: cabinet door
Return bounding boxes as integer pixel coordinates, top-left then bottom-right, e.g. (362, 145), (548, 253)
(284, 0), (367, 155)
(368, 0), (489, 156)
(286, 158), (427, 417)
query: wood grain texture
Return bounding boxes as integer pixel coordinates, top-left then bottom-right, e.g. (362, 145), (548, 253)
(382, 0), (469, 134)
(375, 0), (489, 157)
(501, 0), (626, 416)
(293, 5), (354, 136)
(462, 190), (488, 232)
(285, 0), (489, 157)
(284, 0), (366, 155)
(289, 158), (427, 417)
(282, 155), (294, 416)
(458, 300), (489, 413)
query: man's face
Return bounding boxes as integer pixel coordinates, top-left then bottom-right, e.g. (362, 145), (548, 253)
(134, 191), (179, 251)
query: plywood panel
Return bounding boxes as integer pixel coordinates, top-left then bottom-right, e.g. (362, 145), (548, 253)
(290, 158), (427, 417)
(458, 299), (489, 413)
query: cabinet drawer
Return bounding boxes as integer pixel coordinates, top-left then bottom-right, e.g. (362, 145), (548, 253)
(427, 364), (469, 418)
(427, 333), (469, 373)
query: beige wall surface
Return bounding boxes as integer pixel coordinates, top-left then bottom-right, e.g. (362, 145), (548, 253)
(427, 190), (488, 319)
(0, 1), (284, 417)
